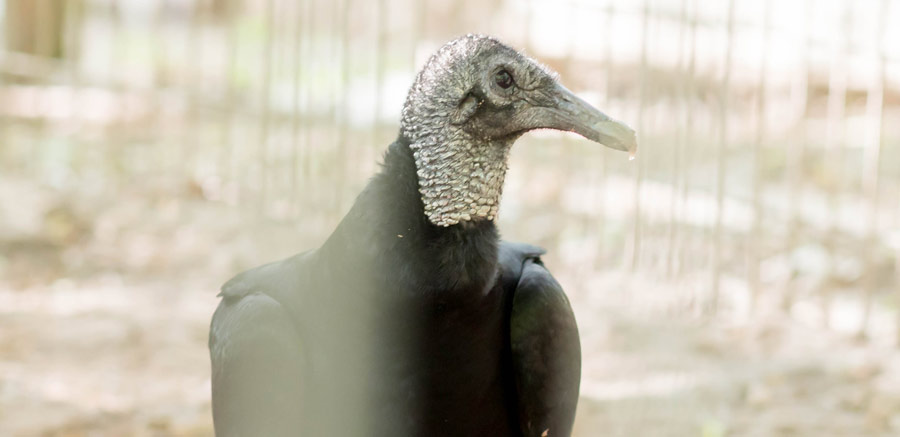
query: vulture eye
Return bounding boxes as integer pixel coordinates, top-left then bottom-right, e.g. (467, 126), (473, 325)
(494, 69), (514, 89)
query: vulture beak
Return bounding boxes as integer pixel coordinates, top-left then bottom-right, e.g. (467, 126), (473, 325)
(537, 83), (638, 158)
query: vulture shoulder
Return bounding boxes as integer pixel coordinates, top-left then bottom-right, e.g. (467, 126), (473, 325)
(502, 242), (582, 437)
(208, 252), (314, 437)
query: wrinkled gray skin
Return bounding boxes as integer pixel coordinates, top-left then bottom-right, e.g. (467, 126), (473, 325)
(401, 34), (636, 227)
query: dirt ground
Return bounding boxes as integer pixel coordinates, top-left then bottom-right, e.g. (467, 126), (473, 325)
(1, 177), (899, 437)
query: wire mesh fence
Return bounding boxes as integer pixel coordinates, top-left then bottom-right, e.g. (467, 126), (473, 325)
(2, 0), (900, 435)
(5, 0), (897, 335)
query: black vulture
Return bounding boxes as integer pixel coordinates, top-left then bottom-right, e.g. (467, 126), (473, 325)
(209, 34), (636, 437)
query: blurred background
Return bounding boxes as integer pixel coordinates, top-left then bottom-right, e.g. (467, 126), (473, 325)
(1, 0), (899, 435)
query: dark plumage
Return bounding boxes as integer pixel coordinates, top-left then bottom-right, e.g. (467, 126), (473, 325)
(209, 34), (636, 437)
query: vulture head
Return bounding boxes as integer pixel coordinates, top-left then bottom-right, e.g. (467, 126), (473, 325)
(401, 34), (637, 227)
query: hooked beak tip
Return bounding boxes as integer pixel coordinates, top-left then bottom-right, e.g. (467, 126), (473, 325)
(591, 119), (638, 158)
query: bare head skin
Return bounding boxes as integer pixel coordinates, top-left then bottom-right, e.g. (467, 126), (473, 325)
(401, 35), (637, 227)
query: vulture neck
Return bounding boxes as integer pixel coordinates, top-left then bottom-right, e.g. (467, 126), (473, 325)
(325, 136), (501, 295)
(408, 129), (514, 227)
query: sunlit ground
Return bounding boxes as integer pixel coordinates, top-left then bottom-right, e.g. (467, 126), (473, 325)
(2, 145), (899, 436)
